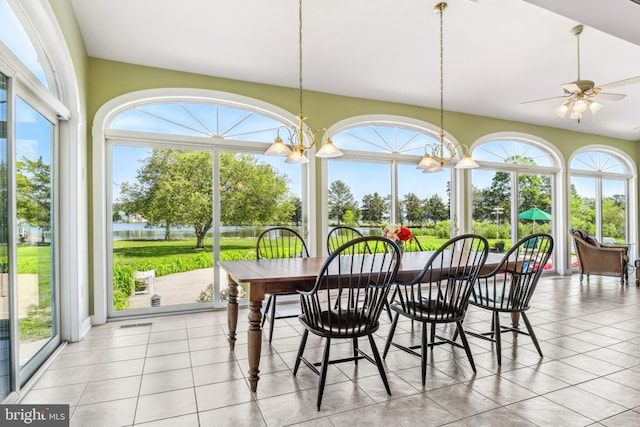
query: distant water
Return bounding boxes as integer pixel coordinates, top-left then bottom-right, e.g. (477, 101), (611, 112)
(112, 223), (379, 241)
(112, 223), (300, 241)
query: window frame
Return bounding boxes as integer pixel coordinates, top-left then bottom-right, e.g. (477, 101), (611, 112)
(93, 88), (315, 321)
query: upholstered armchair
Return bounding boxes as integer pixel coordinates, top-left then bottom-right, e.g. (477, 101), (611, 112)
(569, 229), (629, 285)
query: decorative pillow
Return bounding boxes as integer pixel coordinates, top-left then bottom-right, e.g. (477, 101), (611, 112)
(585, 236), (599, 247)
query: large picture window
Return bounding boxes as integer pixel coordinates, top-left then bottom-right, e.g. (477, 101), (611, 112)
(104, 95), (305, 316)
(569, 149), (634, 269)
(325, 119), (457, 251)
(471, 137), (559, 271)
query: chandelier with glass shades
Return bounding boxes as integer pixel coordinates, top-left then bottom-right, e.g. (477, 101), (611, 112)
(265, 0), (343, 164)
(417, 2), (478, 173)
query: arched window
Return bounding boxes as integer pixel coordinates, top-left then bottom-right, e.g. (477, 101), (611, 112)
(569, 148), (635, 268)
(96, 90), (308, 318)
(470, 134), (561, 271)
(323, 116), (462, 251)
(0, 0), (59, 95)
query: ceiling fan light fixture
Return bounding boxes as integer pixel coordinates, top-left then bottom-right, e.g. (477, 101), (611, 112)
(573, 99), (589, 113)
(554, 102), (570, 118)
(589, 100), (603, 114)
(569, 109), (582, 120)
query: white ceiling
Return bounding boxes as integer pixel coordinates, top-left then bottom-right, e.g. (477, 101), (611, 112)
(70, 0), (640, 141)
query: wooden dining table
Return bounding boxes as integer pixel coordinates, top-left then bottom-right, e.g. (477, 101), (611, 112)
(219, 250), (504, 392)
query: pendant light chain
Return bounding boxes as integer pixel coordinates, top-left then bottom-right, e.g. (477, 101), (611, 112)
(439, 3), (444, 139)
(576, 30), (581, 80)
(298, 0), (304, 117)
(263, 0), (343, 162)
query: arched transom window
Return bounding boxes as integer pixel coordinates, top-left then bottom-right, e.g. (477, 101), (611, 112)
(111, 102), (285, 142)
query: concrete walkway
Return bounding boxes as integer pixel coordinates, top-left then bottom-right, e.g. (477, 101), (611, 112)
(128, 268), (227, 309)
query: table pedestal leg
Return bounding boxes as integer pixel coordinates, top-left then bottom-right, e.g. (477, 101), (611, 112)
(247, 300), (263, 392)
(227, 280), (238, 350)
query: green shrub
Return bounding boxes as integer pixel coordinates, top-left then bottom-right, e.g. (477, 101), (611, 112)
(113, 263), (134, 310)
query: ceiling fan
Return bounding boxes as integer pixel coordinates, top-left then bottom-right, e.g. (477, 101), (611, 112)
(523, 24), (640, 121)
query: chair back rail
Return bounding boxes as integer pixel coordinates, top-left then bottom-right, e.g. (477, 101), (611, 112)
(393, 234), (489, 322)
(256, 227), (309, 259)
(298, 236), (400, 337)
(472, 233), (554, 312)
(327, 226), (364, 255)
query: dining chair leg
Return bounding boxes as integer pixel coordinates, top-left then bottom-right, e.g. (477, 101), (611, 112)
(430, 323), (436, 343)
(421, 322), (428, 386)
(383, 312), (400, 358)
(455, 321), (476, 373)
(293, 329), (309, 376)
(521, 312), (543, 357)
(267, 294), (277, 343)
(261, 295), (272, 327)
(353, 338), (359, 365)
(493, 311), (502, 365)
(490, 314), (496, 339)
(384, 299), (393, 322)
(368, 333), (391, 395)
(316, 337), (332, 410)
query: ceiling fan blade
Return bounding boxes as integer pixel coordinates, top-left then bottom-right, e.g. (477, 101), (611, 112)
(561, 82), (582, 93)
(597, 76), (640, 90)
(521, 95), (569, 104)
(595, 92), (626, 101)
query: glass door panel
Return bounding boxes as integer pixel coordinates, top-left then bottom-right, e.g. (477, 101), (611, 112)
(517, 172), (553, 270)
(15, 97), (54, 366)
(570, 176), (595, 270)
(517, 173), (552, 239)
(327, 160), (391, 235)
(0, 72), (9, 400)
(602, 179), (626, 244)
(217, 152), (302, 303)
(111, 146), (214, 313)
(471, 169), (512, 251)
(398, 164), (451, 248)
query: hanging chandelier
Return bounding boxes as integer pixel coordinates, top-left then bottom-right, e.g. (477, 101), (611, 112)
(265, 0), (343, 164)
(417, 2), (478, 173)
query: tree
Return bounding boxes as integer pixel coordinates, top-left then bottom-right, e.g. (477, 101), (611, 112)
(361, 192), (386, 225)
(219, 153), (294, 226)
(402, 193), (423, 226)
(424, 194), (448, 226)
(480, 171), (511, 221)
(328, 180), (356, 224)
(291, 196), (302, 225)
(17, 156), (51, 243)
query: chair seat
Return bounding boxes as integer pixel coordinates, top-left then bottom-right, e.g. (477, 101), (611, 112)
(390, 300), (461, 322)
(299, 311), (378, 337)
(469, 296), (519, 312)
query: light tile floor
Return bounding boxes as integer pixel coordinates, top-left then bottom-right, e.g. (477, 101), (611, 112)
(18, 274), (640, 426)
